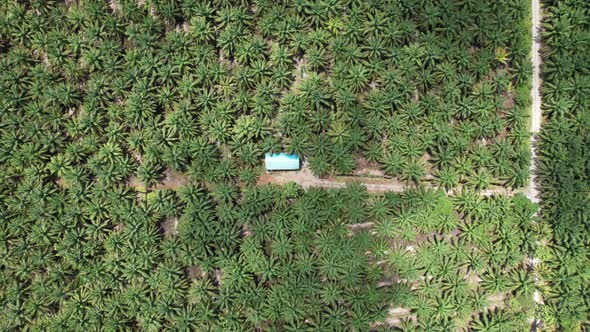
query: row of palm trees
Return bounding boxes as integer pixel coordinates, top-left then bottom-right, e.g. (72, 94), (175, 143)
(537, 0), (590, 330)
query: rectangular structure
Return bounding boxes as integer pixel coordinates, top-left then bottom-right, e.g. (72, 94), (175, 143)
(265, 153), (300, 171)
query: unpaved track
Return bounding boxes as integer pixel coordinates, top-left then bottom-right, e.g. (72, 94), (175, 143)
(528, 0), (542, 204)
(258, 162), (413, 192)
(529, 0), (544, 330)
(259, 163), (518, 196)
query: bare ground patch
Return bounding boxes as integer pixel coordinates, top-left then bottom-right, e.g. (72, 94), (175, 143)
(158, 169), (190, 190)
(487, 292), (506, 310)
(128, 169), (190, 193)
(160, 217), (178, 236)
(385, 307), (415, 328)
(187, 265), (205, 279)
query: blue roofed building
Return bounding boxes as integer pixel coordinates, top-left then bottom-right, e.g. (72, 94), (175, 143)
(265, 153), (300, 171)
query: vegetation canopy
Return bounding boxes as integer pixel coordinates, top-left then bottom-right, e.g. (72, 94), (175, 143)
(2, 0), (582, 330)
(536, 0), (590, 330)
(0, 0), (532, 189)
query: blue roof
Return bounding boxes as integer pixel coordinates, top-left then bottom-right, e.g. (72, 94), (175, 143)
(265, 153), (300, 171)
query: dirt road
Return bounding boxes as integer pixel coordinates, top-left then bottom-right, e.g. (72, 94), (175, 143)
(529, 0), (544, 330)
(258, 162), (410, 191)
(527, 0), (542, 204)
(258, 162), (520, 196)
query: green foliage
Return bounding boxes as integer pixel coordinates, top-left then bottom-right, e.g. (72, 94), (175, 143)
(0, 175), (390, 329)
(0, 0), (541, 330)
(537, 0), (590, 330)
(371, 188), (538, 330)
(0, 0), (533, 184)
(0, 0), (532, 187)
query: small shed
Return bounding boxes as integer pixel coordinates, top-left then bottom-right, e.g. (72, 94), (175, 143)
(265, 153), (300, 171)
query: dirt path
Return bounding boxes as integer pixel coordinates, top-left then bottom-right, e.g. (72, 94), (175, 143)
(527, 0), (542, 204)
(259, 162), (519, 196)
(128, 169), (190, 192)
(258, 162), (414, 192)
(529, 0), (544, 330)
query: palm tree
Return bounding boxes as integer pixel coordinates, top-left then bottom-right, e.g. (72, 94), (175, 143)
(218, 23), (246, 59)
(471, 308), (516, 332)
(435, 167), (460, 191)
(330, 144), (356, 175)
(380, 151), (404, 177)
(305, 46), (327, 71)
(297, 73), (332, 111)
(466, 168), (493, 191)
(432, 295), (454, 319)
(308, 155), (330, 178)
(453, 189), (484, 220)
(508, 269), (535, 298)
(137, 160), (163, 189)
(347, 64), (370, 93)
(367, 196), (391, 222)
(47, 154), (72, 178)
(401, 158), (426, 184)
(480, 267), (508, 293)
